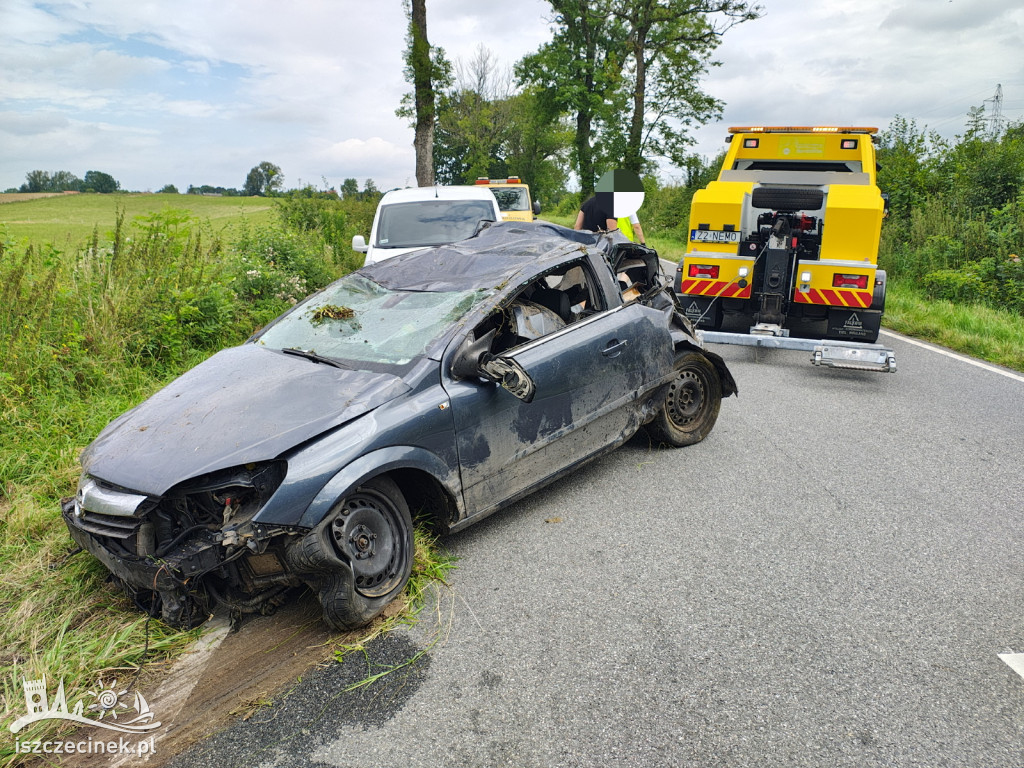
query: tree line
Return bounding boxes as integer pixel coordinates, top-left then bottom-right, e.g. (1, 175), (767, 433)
(876, 112), (1024, 315)
(7, 161), (383, 201)
(401, 0), (760, 201)
(13, 169), (120, 194)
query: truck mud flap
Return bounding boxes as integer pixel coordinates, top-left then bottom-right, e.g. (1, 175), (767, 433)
(827, 308), (882, 342)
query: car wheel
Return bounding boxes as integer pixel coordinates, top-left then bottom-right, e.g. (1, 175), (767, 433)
(317, 476), (414, 630)
(646, 351), (722, 447)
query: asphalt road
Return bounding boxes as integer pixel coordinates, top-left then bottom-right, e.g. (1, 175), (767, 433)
(168, 331), (1024, 768)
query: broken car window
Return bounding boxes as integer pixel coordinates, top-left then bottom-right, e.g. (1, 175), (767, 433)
(510, 301), (566, 341)
(473, 258), (602, 354)
(256, 275), (490, 370)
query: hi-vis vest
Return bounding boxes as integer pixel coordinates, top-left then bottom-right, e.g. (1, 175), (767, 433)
(617, 217), (635, 242)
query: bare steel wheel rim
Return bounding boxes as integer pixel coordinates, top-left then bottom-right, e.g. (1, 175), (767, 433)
(667, 369), (705, 427)
(330, 489), (410, 599)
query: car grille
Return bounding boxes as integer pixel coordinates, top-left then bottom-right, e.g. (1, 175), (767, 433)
(74, 509), (142, 540)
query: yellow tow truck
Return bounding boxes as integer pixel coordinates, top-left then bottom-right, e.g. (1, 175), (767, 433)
(475, 177), (541, 222)
(674, 126), (896, 372)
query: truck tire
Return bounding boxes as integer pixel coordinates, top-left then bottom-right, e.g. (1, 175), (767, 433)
(871, 269), (887, 312)
(646, 351), (722, 447)
(751, 186), (824, 212)
(856, 269), (887, 343)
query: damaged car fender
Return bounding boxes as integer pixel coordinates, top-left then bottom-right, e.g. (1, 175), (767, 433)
(669, 329), (739, 400)
(295, 445), (464, 530)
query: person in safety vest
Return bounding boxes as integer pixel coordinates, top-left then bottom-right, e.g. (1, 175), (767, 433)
(616, 213), (646, 246)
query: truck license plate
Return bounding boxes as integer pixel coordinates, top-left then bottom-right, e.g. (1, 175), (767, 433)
(690, 229), (740, 243)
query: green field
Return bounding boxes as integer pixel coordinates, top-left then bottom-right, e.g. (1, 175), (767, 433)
(0, 192), (277, 246)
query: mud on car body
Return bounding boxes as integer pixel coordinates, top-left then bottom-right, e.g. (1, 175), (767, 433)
(63, 221), (737, 631)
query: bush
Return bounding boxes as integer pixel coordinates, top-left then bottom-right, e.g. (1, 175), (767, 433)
(552, 192), (581, 217)
(275, 186), (375, 273)
(877, 115), (1024, 315)
(922, 268), (989, 304)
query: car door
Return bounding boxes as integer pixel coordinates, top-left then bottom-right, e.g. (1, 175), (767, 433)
(442, 259), (670, 518)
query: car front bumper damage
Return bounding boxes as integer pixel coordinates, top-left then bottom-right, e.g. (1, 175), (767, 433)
(61, 467), (356, 628)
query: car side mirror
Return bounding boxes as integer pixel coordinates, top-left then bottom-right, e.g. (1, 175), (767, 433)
(451, 328), (497, 380)
(451, 329), (536, 403)
(352, 235), (368, 253)
(480, 355), (536, 403)
(532, 200), (541, 216)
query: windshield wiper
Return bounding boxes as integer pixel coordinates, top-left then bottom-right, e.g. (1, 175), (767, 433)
(281, 347), (350, 369)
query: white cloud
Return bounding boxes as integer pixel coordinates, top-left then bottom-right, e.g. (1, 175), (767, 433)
(320, 137), (415, 188)
(690, 0), (1023, 160)
(0, 0), (1020, 192)
(0, 110), (70, 136)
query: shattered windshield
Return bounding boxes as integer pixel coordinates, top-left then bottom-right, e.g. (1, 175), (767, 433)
(375, 199), (497, 249)
(255, 275), (490, 371)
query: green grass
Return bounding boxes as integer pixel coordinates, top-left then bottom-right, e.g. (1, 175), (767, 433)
(0, 205), (447, 768)
(884, 279), (1024, 372)
(0, 193), (276, 247)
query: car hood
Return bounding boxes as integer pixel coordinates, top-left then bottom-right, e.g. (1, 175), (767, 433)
(82, 345), (410, 495)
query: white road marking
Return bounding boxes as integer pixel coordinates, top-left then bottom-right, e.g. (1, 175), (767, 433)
(880, 329), (1024, 384)
(999, 653), (1024, 680)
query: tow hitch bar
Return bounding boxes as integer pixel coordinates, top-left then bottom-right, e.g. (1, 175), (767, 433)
(700, 325), (897, 373)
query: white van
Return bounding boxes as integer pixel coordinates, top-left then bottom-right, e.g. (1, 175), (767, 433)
(352, 185), (502, 265)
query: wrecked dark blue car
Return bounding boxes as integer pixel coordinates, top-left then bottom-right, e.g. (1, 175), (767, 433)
(63, 221), (737, 630)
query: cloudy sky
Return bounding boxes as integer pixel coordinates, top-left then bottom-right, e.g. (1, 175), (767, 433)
(1, 0), (1021, 193)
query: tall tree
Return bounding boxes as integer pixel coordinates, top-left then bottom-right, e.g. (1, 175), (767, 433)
(435, 45), (516, 183)
(340, 178), (360, 199)
(20, 170), (83, 193)
(21, 170), (51, 193)
(518, 0), (626, 198)
(434, 46), (572, 200)
(244, 161), (283, 196)
(613, 1), (759, 174)
(406, 0), (440, 186)
(397, 1), (451, 185)
(520, 1), (760, 191)
(502, 87), (573, 201)
(84, 170), (120, 193)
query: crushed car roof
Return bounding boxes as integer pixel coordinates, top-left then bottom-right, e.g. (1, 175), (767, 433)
(360, 220), (614, 292)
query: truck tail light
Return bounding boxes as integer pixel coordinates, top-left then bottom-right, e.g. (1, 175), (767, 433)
(688, 264), (720, 279)
(833, 273), (869, 289)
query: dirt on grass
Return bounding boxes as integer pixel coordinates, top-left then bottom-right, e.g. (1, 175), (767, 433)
(55, 591), (380, 767)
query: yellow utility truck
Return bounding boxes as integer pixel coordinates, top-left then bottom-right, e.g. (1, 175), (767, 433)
(675, 126), (896, 372)
(475, 177), (540, 222)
